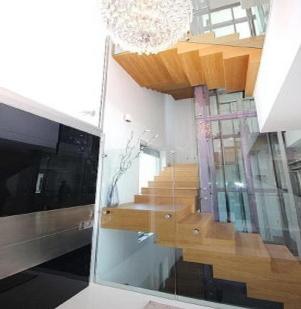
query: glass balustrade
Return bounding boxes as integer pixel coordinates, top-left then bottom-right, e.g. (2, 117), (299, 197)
(93, 86), (301, 308)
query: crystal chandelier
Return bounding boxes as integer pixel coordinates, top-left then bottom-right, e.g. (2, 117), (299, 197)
(100, 0), (193, 54)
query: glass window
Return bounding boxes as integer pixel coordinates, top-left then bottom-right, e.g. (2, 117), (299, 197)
(236, 21), (251, 39)
(202, 13), (210, 27)
(233, 6), (247, 19)
(214, 25), (235, 37)
(211, 8), (232, 24)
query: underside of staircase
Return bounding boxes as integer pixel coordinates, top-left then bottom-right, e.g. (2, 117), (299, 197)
(101, 164), (301, 309)
(113, 33), (264, 100)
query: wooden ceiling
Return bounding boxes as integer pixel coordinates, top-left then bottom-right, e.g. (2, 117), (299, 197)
(113, 33), (264, 100)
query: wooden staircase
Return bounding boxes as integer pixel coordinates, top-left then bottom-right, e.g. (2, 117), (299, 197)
(100, 164), (301, 308)
(113, 33), (264, 100)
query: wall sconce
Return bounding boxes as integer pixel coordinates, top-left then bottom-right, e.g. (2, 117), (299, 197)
(124, 114), (132, 123)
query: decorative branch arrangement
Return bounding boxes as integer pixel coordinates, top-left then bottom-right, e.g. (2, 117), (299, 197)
(106, 129), (159, 207)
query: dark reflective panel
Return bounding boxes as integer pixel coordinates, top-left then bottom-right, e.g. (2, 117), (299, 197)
(0, 104), (99, 217)
(0, 244), (92, 309)
(0, 104), (99, 308)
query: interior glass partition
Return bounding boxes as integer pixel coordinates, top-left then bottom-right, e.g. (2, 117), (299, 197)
(94, 82), (301, 308)
(197, 90), (301, 253)
(94, 124), (178, 296)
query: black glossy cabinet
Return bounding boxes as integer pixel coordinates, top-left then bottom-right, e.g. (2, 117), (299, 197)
(0, 103), (100, 308)
(0, 103), (99, 216)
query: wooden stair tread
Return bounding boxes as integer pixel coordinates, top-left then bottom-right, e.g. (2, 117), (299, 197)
(266, 244), (297, 261)
(176, 213), (214, 247)
(148, 181), (199, 189)
(178, 213), (213, 225)
(114, 202), (189, 212)
(144, 187), (198, 190)
(138, 193), (197, 198)
(236, 233), (270, 259)
(154, 176), (199, 180)
(206, 222), (235, 242)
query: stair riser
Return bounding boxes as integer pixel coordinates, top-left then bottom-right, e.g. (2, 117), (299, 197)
(153, 206), (191, 244)
(176, 215), (213, 246)
(247, 284), (301, 304)
(141, 188), (198, 196)
(161, 170), (199, 177)
(164, 165), (198, 170)
(134, 195), (197, 213)
(148, 181), (199, 188)
(170, 163), (198, 168)
(154, 176), (199, 182)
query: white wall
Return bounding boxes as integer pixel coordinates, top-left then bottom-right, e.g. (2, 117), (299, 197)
(254, 0), (301, 132)
(0, 0), (105, 126)
(165, 96), (197, 164)
(96, 54), (174, 289)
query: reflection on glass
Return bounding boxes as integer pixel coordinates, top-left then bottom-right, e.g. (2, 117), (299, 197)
(236, 21), (251, 38)
(214, 25), (235, 37)
(95, 88), (301, 309)
(211, 9), (232, 24)
(0, 105), (99, 217)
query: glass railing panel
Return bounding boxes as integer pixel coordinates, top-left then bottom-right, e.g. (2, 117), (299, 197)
(95, 140), (177, 296)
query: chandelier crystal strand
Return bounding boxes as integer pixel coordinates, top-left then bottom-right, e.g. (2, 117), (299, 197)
(100, 0), (193, 54)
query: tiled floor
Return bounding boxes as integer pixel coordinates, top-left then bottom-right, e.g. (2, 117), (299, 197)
(57, 283), (215, 309)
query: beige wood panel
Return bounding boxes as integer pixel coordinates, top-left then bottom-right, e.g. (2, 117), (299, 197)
(114, 53), (151, 87)
(177, 42), (214, 54)
(158, 49), (190, 86)
(166, 87), (194, 100)
(266, 244), (299, 273)
(235, 233), (270, 260)
(245, 53), (261, 97)
(134, 195), (197, 213)
(141, 187), (198, 196)
(148, 181), (199, 188)
(176, 213), (213, 246)
(101, 203), (151, 232)
(161, 169), (199, 177)
(204, 222), (235, 247)
(197, 44), (259, 59)
(226, 35), (265, 49)
(101, 203), (190, 232)
(247, 280), (301, 304)
(201, 52), (225, 89)
(172, 164), (199, 168)
(178, 50), (204, 86)
(154, 175), (199, 182)
(185, 32), (216, 43)
(114, 41), (262, 99)
(153, 203), (191, 244)
(139, 54), (173, 85)
(224, 54), (249, 92)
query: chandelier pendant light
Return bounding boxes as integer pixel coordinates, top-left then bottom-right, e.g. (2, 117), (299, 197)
(100, 0), (193, 54)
